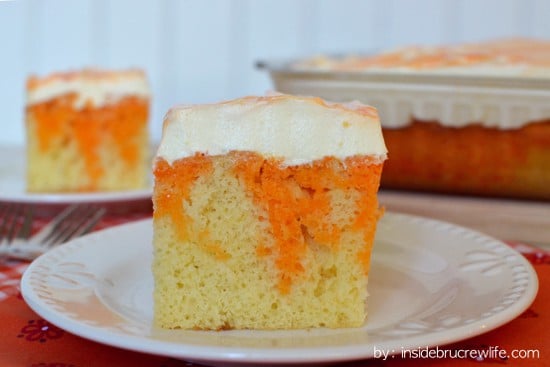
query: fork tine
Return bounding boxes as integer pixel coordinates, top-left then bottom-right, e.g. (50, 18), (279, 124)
(0, 204), (13, 242)
(0, 203), (10, 244)
(65, 207), (106, 239)
(0, 203), (9, 241)
(1, 204), (106, 262)
(43, 206), (105, 248)
(18, 206), (33, 239)
(5, 204), (20, 243)
(0, 204), (33, 248)
(31, 205), (80, 244)
(40, 205), (84, 246)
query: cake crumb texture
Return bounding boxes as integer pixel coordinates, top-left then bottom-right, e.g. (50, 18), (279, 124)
(26, 94), (149, 192)
(153, 151), (383, 330)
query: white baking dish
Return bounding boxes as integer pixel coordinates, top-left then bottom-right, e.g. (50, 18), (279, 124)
(258, 59), (550, 130)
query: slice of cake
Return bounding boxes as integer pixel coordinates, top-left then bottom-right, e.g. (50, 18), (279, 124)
(152, 94), (387, 330)
(25, 69), (151, 192)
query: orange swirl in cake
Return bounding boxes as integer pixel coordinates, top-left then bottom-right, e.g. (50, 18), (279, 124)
(25, 69), (150, 192)
(152, 94), (387, 330)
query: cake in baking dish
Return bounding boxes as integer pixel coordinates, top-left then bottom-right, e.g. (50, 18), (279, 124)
(152, 94), (387, 330)
(25, 69), (151, 192)
(291, 38), (550, 199)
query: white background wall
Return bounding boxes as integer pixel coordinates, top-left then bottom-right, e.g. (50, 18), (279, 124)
(1, 0), (549, 145)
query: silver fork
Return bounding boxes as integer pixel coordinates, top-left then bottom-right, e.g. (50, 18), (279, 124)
(0, 204), (106, 261)
(0, 203), (33, 246)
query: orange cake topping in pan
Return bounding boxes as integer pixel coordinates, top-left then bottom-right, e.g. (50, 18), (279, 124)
(294, 38), (550, 77)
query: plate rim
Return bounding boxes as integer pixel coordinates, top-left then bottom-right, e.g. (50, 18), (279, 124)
(21, 213), (539, 364)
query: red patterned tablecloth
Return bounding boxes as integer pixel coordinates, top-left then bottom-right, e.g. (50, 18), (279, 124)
(0, 211), (548, 367)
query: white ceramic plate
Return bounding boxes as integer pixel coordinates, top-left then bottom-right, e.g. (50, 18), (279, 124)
(0, 145), (151, 203)
(21, 213), (538, 366)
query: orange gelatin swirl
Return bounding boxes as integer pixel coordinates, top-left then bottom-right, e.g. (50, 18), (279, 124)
(154, 152), (383, 294)
(27, 95), (148, 189)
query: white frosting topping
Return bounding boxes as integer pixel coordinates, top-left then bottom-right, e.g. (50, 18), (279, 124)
(26, 70), (150, 108)
(156, 95), (387, 166)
